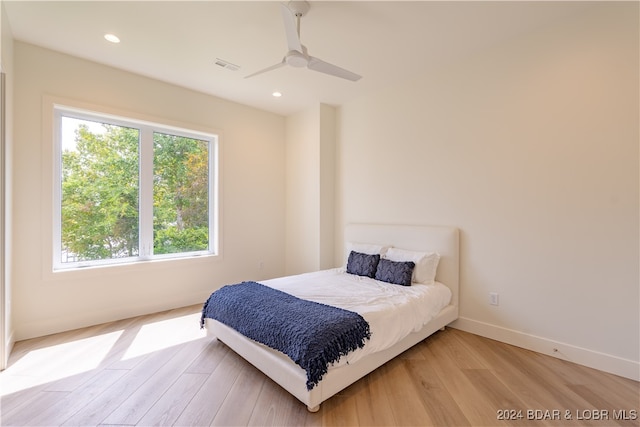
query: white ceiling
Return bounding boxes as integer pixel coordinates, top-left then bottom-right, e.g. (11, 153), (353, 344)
(4, 1), (593, 116)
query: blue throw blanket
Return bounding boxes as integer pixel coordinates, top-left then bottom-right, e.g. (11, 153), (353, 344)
(201, 281), (371, 390)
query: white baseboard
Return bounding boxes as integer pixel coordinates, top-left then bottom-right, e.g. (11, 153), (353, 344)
(450, 317), (640, 382)
(13, 292), (208, 342)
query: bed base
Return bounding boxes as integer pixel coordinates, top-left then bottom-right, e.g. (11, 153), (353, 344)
(206, 304), (457, 412)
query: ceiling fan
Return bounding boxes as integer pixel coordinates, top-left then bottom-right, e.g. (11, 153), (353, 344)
(245, 1), (362, 82)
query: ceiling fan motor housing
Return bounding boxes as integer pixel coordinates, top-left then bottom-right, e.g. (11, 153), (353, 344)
(286, 47), (309, 67)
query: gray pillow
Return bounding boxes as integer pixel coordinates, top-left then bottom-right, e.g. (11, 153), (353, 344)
(375, 258), (415, 286)
(346, 251), (380, 278)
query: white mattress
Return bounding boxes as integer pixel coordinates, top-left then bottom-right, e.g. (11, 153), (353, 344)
(261, 268), (452, 367)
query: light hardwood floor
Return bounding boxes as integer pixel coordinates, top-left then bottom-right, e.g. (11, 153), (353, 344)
(1, 304), (638, 426)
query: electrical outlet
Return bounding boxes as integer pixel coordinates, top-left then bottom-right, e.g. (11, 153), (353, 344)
(489, 292), (499, 306)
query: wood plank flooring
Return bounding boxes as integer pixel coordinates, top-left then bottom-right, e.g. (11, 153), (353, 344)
(1, 304), (638, 426)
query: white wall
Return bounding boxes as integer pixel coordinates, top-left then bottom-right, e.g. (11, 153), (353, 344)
(285, 107), (319, 275)
(336, 3), (639, 379)
(285, 104), (335, 275)
(13, 42), (286, 340)
(318, 105), (336, 270)
(0, 0), (15, 368)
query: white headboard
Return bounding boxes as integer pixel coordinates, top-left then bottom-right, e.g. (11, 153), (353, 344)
(344, 224), (459, 308)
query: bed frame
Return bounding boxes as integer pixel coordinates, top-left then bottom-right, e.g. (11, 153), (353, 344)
(205, 223), (459, 412)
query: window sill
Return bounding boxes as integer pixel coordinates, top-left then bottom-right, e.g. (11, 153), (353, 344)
(46, 252), (221, 281)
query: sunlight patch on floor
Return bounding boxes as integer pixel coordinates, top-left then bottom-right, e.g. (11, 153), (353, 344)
(121, 312), (206, 360)
(0, 330), (123, 395)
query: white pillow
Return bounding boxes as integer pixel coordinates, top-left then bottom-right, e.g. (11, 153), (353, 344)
(344, 242), (389, 265)
(383, 247), (440, 285)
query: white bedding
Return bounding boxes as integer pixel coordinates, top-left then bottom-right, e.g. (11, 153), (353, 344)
(261, 267), (452, 367)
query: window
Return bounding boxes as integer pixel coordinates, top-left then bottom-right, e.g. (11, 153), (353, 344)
(54, 106), (218, 270)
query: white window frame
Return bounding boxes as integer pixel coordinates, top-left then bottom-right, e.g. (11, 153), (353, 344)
(52, 104), (219, 271)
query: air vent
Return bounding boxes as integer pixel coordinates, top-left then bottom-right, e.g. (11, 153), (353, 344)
(214, 58), (240, 72)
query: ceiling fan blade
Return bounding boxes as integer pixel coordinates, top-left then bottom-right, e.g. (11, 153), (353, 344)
(280, 3), (303, 52)
(307, 56), (362, 82)
(244, 59), (286, 79)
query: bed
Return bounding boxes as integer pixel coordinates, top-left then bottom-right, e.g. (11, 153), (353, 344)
(203, 223), (459, 412)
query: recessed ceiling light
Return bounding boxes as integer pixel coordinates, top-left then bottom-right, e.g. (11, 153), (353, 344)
(272, 91), (282, 98)
(104, 34), (120, 43)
